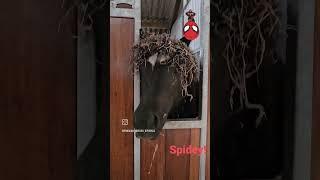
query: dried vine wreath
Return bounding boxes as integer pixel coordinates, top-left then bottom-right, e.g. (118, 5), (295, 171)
(212, 0), (280, 126)
(132, 33), (199, 100)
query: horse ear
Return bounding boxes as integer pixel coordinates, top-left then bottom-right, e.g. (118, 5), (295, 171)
(180, 37), (191, 46)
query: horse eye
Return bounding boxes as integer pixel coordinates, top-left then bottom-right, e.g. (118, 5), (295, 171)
(184, 25), (190, 32)
(192, 25), (198, 32)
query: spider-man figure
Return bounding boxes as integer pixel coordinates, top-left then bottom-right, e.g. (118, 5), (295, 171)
(180, 10), (199, 46)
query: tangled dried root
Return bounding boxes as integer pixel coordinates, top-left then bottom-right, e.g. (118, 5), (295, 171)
(212, 0), (280, 127)
(132, 33), (199, 99)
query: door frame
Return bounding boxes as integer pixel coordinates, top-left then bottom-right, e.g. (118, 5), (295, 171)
(110, 1), (141, 180)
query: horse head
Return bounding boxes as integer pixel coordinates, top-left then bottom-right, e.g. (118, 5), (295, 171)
(133, 33), (198, 139)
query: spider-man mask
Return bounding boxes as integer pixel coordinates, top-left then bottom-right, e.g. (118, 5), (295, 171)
(183, 20), (199, 41)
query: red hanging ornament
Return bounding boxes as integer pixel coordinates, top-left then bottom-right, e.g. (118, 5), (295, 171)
(183, 10), (199, 41)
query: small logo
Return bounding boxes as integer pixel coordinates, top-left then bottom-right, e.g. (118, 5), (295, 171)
(122, 119), (128, 126)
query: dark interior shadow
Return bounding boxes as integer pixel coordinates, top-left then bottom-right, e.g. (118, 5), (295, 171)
(211, 1), (297, 179)
(77, 2), (108, 180)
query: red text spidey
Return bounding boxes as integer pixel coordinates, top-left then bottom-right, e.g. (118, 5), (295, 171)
(183, 10), (199, 41)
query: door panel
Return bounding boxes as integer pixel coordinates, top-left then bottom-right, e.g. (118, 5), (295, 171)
(110, 17), (135, 180)
(140, 129), (201, 180)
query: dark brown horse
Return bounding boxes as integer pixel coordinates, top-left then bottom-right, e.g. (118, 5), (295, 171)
(134, 36), (196, 139)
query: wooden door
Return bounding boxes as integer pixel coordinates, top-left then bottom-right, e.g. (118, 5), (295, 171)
(110, 17), (135, 180)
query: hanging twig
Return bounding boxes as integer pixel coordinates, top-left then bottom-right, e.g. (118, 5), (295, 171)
(212, 0), (280, 126)
(147, 143), (159, 175)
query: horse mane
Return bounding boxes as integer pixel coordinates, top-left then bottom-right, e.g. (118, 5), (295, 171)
(132, 33), (200, 98)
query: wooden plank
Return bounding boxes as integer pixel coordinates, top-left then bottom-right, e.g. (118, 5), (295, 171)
(189, 129), (200, 180)
(141, 132), (166, 180)
(110, 17), (135, 180)
(165, 129), (191, 180)
(312, 1), (320, 180)
(0, 1), (76, 180)
(141, 129), (202, 180)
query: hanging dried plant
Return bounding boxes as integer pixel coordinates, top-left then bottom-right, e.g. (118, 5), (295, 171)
(132, 33), (199, 100)
(212, 0), (281, 126)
